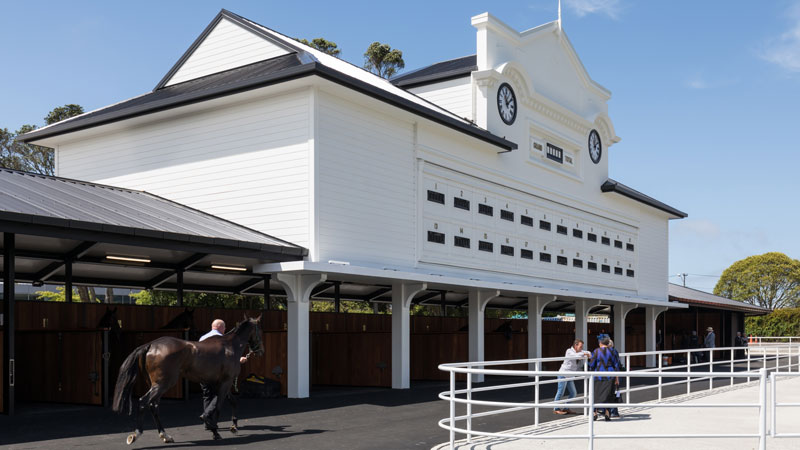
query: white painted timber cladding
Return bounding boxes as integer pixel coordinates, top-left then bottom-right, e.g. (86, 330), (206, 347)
(55, 90), (311, 248)
(421, 163), (637, 290)
(316, 90), (417, 267)
(165, 18), (290, 87)
(408, 77), (473, 121)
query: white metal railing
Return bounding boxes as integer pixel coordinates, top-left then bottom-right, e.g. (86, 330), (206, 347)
(770, 372), (800, 438)
(438, 341), (800, 450)
(751, 336), (799, 345)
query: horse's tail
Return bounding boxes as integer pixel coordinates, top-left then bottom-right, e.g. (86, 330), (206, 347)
(112, 343), (149, 415)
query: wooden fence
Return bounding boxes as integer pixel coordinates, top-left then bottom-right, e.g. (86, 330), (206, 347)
(1, 301), (654, 406)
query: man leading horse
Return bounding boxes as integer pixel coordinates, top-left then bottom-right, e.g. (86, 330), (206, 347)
(113, 315), (263, 444)
(198, 319), (251, 434)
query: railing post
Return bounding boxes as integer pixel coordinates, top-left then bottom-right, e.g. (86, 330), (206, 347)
(709, 349), (714, 391)
(658, 353), (663, 401)
(770, 372), (776, 438)
(747, 345), (752, 383)
(449, 370), (455, 450)
(583, 359), (588, 417)
(758, 368), (767, 450)
(687, 351), (692, 394)
(730, 348), (734, 387)
(588, 373), (594, 450)
(626, 355), (631, 404)
(466, 366), (472, 444)
(534, 360), (541, 427)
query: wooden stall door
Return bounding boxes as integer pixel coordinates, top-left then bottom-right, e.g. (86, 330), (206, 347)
(16, 330), (103, 405)
(311, 332), (391, 387)
(236, 331), (288, 396)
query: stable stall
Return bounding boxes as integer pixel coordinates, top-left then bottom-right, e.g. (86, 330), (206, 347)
(0, 168), (306, 414)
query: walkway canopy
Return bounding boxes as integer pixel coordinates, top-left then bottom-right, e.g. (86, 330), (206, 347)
(0, 168), (307, 414)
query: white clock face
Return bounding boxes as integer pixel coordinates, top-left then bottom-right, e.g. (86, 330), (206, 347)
(497, 83), (516, 125)
(588, 129), (602, 164)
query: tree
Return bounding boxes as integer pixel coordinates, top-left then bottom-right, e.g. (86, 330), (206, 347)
(44, 104), (84, 125)
(363, 42), (404, 79)
(714, 252), (800, 310)
(36, 286), (78, 302)
(297, 38), (341, 57)
(0, 104), (84, 175)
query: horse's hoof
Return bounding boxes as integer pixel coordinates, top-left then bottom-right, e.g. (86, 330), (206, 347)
(212, 432), (223, 440)
(126, 433), (137, 445)
(230, 425), (238, 434)
(159, 432), (174, 443)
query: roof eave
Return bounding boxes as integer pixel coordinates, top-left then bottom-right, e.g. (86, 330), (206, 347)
(601, 179), (687, 219)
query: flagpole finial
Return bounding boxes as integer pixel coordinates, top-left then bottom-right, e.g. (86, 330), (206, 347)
(558, 0), (562, 31)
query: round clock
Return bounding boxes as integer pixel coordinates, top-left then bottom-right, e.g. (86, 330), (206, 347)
(497, 83), (517, 125)
(588, 129), (602, 164)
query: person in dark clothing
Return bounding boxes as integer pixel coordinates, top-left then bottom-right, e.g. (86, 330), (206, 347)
(689, 330), (700, 364)
(589, 336), (621, 421)
(734, 331), (748, 360)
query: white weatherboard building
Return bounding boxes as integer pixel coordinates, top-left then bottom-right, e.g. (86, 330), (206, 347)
(20, 10), (687, 398)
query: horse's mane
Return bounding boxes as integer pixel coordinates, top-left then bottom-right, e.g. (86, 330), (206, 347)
(226, 318), (259, 336)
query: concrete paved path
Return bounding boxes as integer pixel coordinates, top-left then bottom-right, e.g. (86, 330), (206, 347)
(434, 375), (800, 450)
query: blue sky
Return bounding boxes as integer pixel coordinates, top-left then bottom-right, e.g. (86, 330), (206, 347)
(2, 0), (799, 293)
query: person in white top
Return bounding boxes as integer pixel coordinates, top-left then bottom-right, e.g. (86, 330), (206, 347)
(554, 339), (590, 415)
(198, 319), (248, 430)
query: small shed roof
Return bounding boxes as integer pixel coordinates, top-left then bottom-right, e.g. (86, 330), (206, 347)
(668, 283), (771, 315)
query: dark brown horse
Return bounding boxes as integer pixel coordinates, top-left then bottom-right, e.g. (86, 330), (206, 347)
(112, 315), (264, 444)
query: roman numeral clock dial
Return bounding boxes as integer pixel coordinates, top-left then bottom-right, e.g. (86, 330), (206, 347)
(588, 129), (602, 164)
(497, 83), (517, 125)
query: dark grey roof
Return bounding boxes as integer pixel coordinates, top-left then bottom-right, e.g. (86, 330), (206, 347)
(601, 179), (687, 218)
(17, 53), (309, 144)
(391, 55), (477, 88)
(0, 168), (306, 258)
(669, 283), (771, 315)
(18, 11), (514, 152)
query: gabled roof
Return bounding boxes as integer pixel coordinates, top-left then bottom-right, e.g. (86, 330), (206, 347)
(601, 179), (687, 219)
(668, 283), (771, 315)
(391, 55), (477, 88)
(18, 10), (515, 152)
(0, 168), (306, 258)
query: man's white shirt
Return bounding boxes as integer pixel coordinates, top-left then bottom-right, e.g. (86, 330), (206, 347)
(199, 329), (223, 342)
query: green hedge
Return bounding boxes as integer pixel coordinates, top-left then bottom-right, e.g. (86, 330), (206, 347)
(746, 308), (800, 337)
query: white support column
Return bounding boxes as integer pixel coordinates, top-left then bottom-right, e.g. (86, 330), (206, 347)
(528, 295), (556, 365)
(613, 303), (638, 354)
(275, 273), (327, 398)
(468, 289), (500, 383)
(574, 299), (602, 345)
(391, 282), (427, 389)
(645, 306), (668, 367)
